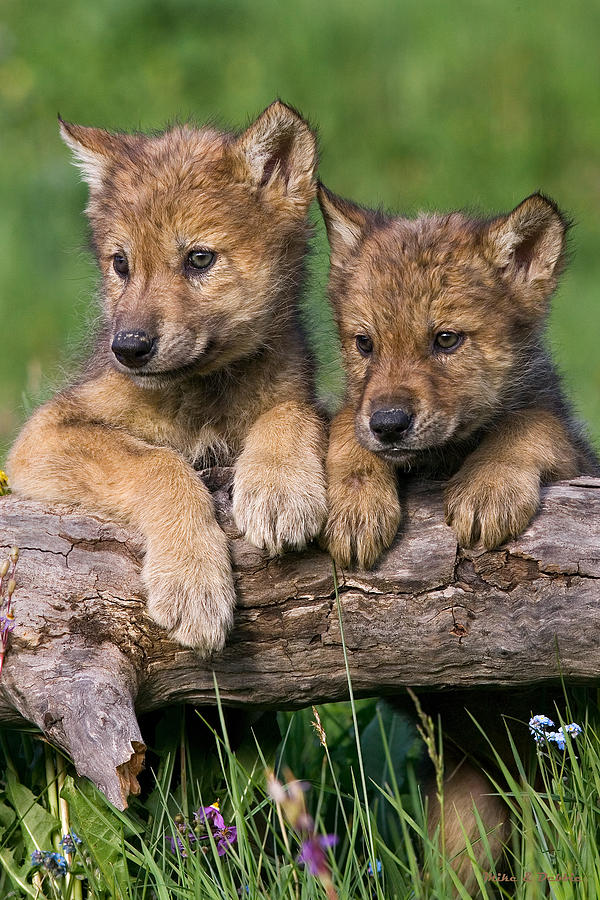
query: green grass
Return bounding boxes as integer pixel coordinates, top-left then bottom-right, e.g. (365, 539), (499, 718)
(1, 687), (599, 899)
(1, 576), (599, 898)
(2, 0), (600, 454)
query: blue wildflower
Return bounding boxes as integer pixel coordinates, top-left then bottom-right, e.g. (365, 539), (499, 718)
(550, 722), (583, 751)
(529, 715), (555, 742)
(546, 730), (566, 750)
(529, 715), (582, 750)
(368, 858), (382, 876)
(59, 832), (82, 855)
(39, 851), (68, 877)
(30, 850), (44, 866)
(55, 855), (68, 877)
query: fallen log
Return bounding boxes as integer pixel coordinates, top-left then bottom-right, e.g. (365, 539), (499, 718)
(0, 469), (598, 808)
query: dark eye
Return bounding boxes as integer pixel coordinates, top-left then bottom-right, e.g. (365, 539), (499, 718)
(112, 253), (129, 277)
(434, 331), (463, 352)
(186, 249), (216, 272)
(355, 334), (373, 357)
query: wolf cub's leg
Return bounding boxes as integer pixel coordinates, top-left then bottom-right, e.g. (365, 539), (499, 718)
(323, 406), (401, 569)
(8, 406), (235, 652)
(445, 409), (578, 549)
(428, 753), (510, 893)
(232, 401), (327, 555)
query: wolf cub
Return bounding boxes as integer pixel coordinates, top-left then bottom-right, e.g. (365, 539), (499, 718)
(318, 185), (599, 888)
(318, 185), (598, 568)
(8, 102), (327, 651)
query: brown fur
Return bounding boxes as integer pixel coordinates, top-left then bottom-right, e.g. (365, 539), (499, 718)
(318, 184), (598, 568)
(8, 102), (327, 652)
(318, 184), (599, 885)
(428, 753), (510, 893)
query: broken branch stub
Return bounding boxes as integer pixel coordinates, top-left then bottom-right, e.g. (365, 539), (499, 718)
(0, 469), (599, 808)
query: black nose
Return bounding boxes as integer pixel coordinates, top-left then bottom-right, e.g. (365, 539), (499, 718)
(369, 408), (414, 443)
(111, 330), (156, 369)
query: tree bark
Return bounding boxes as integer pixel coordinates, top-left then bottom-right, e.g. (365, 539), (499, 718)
(0, 469), (599, 808)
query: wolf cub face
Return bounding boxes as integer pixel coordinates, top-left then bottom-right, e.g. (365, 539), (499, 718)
(60, 102), (317, 388)
(319, 186), (567, 465)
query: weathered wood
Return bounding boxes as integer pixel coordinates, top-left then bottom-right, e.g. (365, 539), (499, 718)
(0, 469), (599, 807)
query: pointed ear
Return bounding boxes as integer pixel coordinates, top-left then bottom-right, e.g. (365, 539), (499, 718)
(484, 193), (568, 287)
(318, 183), (377, 257)
(233, 101), (317, 211)
(59, 118), (123, 191)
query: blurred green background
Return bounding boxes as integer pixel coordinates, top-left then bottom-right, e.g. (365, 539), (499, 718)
(1, 0), (600, 459)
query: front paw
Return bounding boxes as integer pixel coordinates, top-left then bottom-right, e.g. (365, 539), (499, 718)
(143, 527), (235, 653)
(445, 464), (540, 549)
(324, 476), (401, 569)
(232, 461), (327, 555)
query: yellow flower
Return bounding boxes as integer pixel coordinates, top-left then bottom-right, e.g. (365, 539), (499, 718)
(0, 470), (8, 496)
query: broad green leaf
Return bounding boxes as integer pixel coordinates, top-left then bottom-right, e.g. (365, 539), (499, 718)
(0, 847), (39, 898)
(60, 775), (130, 897)
(361, 702), (418, 797)
(361, 702), (420, 844)
(5, 770), (59, 856)
(0, 796), (16, 834)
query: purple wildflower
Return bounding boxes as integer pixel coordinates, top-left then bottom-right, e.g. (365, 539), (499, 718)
(266, 771), (313, 831)
(297, 833), (339, 876)
(214, 824), (238, 856)
(0, 615), (15, 638)
(0, 547), (18, 678)
(168, 830), (197, 857)
(169, 803), (237, 858)
(30, 850), (44, 866)
(195, 802), (238, 854)
(194, 803), (225, 831)
(199, 823), (238, 855)
(268, 768), (339, 897)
